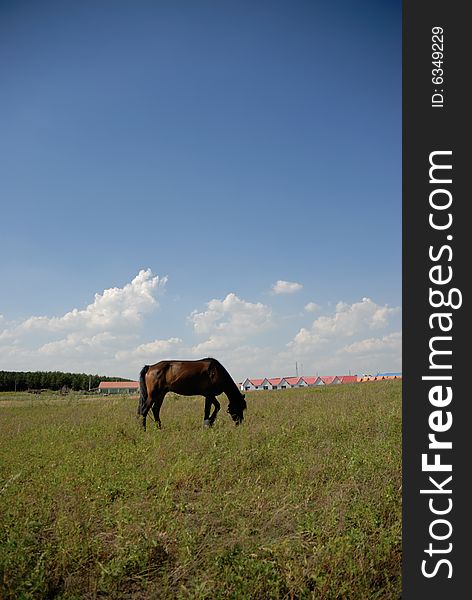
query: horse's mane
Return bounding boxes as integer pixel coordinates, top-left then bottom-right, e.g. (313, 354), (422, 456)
(204, 357), (232, 381)
(204, 357), (244, 403)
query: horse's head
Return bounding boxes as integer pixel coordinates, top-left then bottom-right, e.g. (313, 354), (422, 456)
(228, 393), (247, 425)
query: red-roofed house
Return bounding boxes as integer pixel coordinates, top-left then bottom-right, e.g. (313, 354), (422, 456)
(241, 378), (265, 391)
(267, 378), (282, 389)
(301, 376), (318, 386)
(339, 376), (358, 384)
(284, 377), (308, 388)
(278, 378), (292, 389)
(99, 381), (139, 394)
(320, 376), (341, 385)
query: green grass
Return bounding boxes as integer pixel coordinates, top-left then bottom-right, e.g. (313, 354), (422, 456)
(0, 382), (401, 599)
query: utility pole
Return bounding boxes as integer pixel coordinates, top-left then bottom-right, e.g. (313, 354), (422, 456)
(295, 362), (298, 377)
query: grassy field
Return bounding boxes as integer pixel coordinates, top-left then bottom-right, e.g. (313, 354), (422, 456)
(0, 381), (401, 599)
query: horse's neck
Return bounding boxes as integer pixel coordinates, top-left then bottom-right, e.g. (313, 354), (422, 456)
(224, 378), (242, 402)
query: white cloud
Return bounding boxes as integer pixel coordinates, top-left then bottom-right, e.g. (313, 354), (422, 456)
(0, 269), (168, 376)
(38, 332), (120, 356)
(188, 293), (273, 354)
(18, 269), (166, 334)
(115, 337), (183, 361)
(0, 328), (13, 343)
(289, 297), (399, 350)
(271, 280), (303, 295)
(0, 276), (401, 381)
(341, 331), (402, 355)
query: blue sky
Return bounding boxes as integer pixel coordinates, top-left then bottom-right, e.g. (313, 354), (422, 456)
(0, 0), (401, 381)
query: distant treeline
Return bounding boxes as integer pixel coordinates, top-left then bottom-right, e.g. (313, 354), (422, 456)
(0, 371), (131, 392)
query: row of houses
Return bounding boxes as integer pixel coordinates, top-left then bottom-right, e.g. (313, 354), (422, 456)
(98, 372), (402, 395)
(240, 375), (357, 391)
(240, 372), (402, 391)
(358, 372), (402, 382)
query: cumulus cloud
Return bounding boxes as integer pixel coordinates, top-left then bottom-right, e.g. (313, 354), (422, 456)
(288, 297), (399, 350)
(17, 269), (166, 334)
(0, 269), (168, 375)
(115, 337), (183, 361)
(341, 331), (402, 355)
(0, 275), (401, 381)
(38, 332), (120, 356)
(271, 280), (303, 295)
(188, 293), (273, 354)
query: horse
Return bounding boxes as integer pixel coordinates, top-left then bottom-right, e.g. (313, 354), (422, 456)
(137, 357), (247, 430)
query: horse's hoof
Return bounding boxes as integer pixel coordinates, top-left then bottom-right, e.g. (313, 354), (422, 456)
(203, 419), (211, 428)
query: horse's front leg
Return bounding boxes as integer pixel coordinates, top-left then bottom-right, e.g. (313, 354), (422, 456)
(203, 396), (212, 427)
(203, 396), (221, 427)
(210, 397), (221, 425)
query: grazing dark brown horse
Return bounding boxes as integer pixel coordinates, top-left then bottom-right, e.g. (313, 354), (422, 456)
(137, 357), (246, 430)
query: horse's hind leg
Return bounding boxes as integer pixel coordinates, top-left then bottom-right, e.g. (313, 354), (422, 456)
(141, 386), (158, 431)
(151, 392), (166, 429)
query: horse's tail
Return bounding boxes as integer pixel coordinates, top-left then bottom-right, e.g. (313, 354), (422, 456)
(138, 365), (149, 415)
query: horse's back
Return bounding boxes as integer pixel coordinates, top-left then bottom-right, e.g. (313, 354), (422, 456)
(146, 358), (224, 396)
